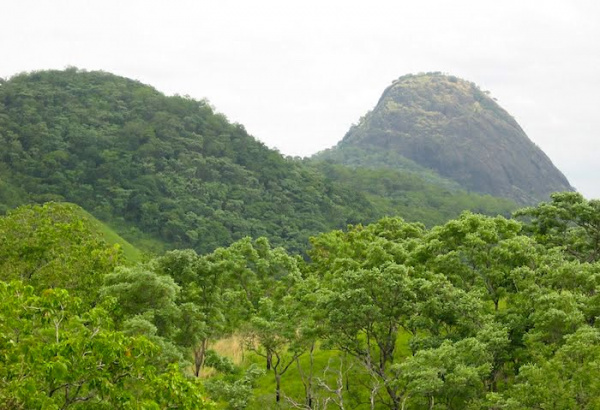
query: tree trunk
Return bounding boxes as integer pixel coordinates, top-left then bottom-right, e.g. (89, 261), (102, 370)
(194, 338), (208, 377)
(276, 373), (281, 403)
(305, 343), (315, 408)
(385, 382), (401, 410)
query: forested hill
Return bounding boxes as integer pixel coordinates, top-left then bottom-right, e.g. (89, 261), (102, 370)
(0, 69), (514, 254)
(314, 72), (573, 204)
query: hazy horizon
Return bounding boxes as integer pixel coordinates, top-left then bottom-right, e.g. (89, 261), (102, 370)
(2, 0), (598, 197)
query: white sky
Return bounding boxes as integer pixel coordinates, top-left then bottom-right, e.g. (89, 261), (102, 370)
(2, 0), (599, 198)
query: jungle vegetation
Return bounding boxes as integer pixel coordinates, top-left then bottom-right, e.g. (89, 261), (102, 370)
(0, 69), (594, 409)
(2, 193), (599, 409)
(0, 69), (514, 255)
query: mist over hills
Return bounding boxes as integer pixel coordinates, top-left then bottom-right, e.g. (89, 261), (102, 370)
(314, 72), (573, 204)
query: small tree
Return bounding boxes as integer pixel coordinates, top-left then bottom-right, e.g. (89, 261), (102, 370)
(245, 296), (308, 403)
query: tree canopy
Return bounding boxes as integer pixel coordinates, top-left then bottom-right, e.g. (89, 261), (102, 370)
(0, 69), (515, 255)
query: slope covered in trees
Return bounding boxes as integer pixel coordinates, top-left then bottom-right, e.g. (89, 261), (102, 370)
(2, 193), (599, 409)
(0, 68), (515, 254)
(314, 72), (573, 204)
(0, 202), (212, 408)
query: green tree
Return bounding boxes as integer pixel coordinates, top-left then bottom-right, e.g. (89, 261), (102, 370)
(100, 264), (185, 366)
(515, 192), (600, 262)
(0, 202), (121, 305)
(244, 296), (308, 404)
(0, 280), (212, 409)
(413, 212), (537, 311)
(309, 219), (423, 409)
(495, 326), (600, 409)
(396, 338), (492, 409)
(156, 249), (227, 376)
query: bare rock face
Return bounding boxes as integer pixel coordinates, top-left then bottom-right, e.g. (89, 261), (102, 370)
(316, 73), (573, 204)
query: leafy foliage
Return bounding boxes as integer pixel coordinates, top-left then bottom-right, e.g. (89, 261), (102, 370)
(0, 69), (372, 254)
(0, 202), (121, 305)
(1, 195), (599, 409)
(516, 191), (600, 262)
(0, 68), (596, 410)
(0, 281), (212, 409)
(0, 68), (515, 255)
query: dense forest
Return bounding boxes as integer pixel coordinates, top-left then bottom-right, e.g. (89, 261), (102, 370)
(2, 193), (600, 409)
(1, 68), (596, 409)
(0, 69), (514, 255)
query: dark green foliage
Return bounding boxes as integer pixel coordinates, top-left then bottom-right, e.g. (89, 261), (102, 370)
(311, 161), (516, 227)
(0, 68), (516, 256)
(0, 68), (375, 254)
(314, 72), (574, 204)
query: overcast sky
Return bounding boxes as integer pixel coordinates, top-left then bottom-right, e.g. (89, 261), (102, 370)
(2, 0), (599, 198)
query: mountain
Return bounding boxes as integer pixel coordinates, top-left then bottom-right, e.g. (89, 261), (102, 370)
(0, 69), (515, 254)
(314, 72), (573, 204)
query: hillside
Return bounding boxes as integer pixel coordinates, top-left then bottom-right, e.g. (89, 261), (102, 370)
(0, 69), (515, 254)
(0, 202), (126, 302)
(70, 203), (144, 262)
(314, 72), (573, 204)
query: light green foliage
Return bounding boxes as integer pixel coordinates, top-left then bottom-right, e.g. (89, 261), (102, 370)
(302, 210), (600, 409)
(245, 295), (309, 403)
(102, 264), (180, 321)
(3, 196), (600, 409)
(516, 191), (600, 262)
(309, 218), (484, 409)
(146, 365), (215, 409)
(414, 212), (538, 310)
(0, 280), (212, 409)
(100, 264), (188, 367)
(156, 249), (228, 376)
(397, 338), (492, 409)
(207, 237), (307, 403)
(209, 237), (303, 318)
(205, 364), (265, 410)
(0, 202), (121, 304)
(495, 326), (600, 409)
(524, 290), (585, 350)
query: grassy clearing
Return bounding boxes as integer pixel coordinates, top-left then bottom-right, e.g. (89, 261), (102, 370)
(209, 330), (414, 409)
(72, 205), (145, 263)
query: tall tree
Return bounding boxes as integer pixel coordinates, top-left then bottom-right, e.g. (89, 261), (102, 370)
(156, 249), (227, 376)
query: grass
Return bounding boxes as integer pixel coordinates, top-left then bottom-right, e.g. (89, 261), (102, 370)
(71, 205), (145, 263)
(209, 330), (414, 409)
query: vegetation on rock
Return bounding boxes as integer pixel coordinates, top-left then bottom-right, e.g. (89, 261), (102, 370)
(314, 72), (573, 204)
